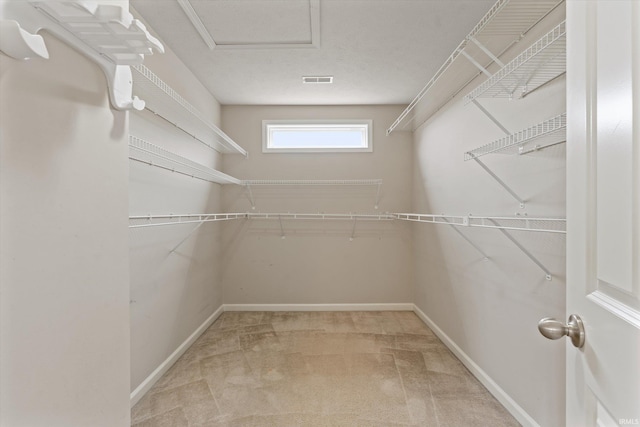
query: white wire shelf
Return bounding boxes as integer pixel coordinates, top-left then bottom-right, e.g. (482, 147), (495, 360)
(129, 135), (242, 185)
(387, 0), (563, 134)
(248, 213), (395, 221)
(465, 21), (565, 103)
(242, 179), (382, 186)
(129, 213), (247, 228)
(129, 212), (565, 237)
(393, 213), (566, 234)
(464, 113), (566, 160)
(30, 1), (163, 65)
(132, 64), (247, 156)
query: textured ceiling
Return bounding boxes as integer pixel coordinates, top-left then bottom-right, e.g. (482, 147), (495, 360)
(194, 0), (313, 44)
(131, 0), (496, 105)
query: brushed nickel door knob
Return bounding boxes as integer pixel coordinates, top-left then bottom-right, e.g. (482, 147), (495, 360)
(538, 314), (585, 348)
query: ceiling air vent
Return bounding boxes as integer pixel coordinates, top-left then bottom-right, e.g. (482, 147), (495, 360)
(302, 76), (333, 84)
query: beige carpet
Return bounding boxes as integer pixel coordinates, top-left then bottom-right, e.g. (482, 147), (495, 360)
(131, 311), (520, 426)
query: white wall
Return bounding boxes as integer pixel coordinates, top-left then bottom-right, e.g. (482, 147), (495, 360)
(0, 35), (131, 426)
(128, 31), (228, 392)
(221, 105), (413, 305)
(411, 8), (567, 427)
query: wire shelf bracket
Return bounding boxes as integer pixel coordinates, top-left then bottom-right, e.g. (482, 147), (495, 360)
(386, 0), (564, 134)
(471, 99), (511, 135)
(441, 217), (489, 260)
(132, 64), (247, 156)
(0, 1), (164, 111)
(465, 113), (567, 160)
(486, 218), (553, 280)
(464, 21), (566, 103)
(464, 113), (567, 209)
(393, 213), (565, 281)
(470, 156), (526, 208)
(129, 213), (247, 252)
(129, 136), (242, 185)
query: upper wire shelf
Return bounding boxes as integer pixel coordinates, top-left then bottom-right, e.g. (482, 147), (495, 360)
(30, 1), (163, 65)
(387, 0), (564, 135)
(465, 21), (566, 103)
(393, 213), (566, 234)
(129, 135), (242, 185)
(464, 113), (566, 160)
(132, 64), (247, 156)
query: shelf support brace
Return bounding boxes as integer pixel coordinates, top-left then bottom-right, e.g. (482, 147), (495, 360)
(469, 37), (505, 68)
(442, 217), (489, 260)
(169, 218), (206, 253)
(471, 100), (510, 135)
(349, 218), (357, 241)
(460, 50), (492, 77)
(245, 184), (256, 210)
(488, 219), (552, 281)
(278, 215), (286, 239)
(374, 182), (382, 210)
(471, 156), (525, 208)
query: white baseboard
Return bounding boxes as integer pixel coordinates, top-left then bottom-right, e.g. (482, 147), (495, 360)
(223, 303), (414, 312)
(412, 304), (539, 427)
(129, 305), (225, 407)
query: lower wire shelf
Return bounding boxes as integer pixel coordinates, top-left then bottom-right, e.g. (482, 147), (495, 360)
(129, 213), (248, 228)
(392, 213), (565, 234)
(130, 212), (565, 233)
(129, 212), (564, 280)
(393, 213), (565, 281)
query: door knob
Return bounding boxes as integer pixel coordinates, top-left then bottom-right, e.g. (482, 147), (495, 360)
(538, 314), (585, 348)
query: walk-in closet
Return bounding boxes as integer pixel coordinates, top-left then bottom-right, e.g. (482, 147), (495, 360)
(1, 0), (638, 426)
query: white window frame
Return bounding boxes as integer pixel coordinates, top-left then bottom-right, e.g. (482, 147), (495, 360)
(262, 119), (373, 153)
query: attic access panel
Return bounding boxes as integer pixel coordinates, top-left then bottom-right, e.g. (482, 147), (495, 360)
(180, 0), (320, 49)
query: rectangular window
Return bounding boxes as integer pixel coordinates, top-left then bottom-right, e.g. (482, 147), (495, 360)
(262, 120), (372, 153)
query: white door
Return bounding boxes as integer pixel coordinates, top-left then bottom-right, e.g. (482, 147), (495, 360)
(563, 0), (640, 425)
